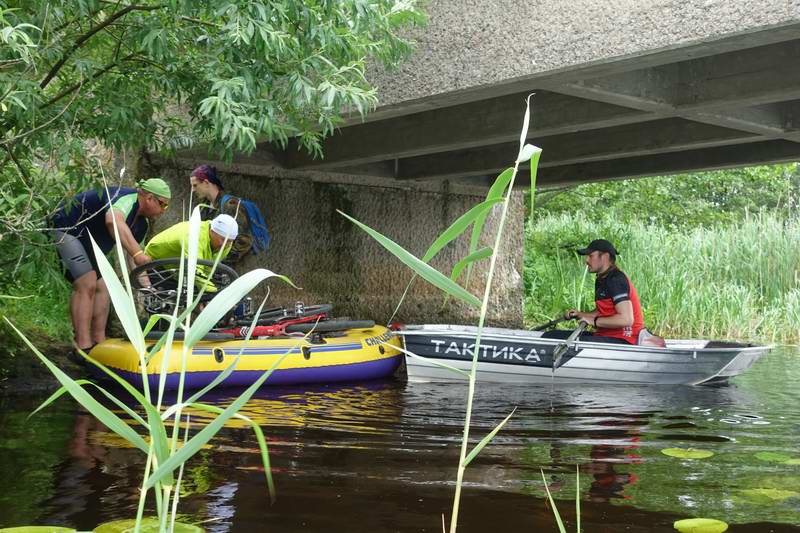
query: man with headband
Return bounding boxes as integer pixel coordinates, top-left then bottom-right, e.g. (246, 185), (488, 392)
(50, 178), (171, 357)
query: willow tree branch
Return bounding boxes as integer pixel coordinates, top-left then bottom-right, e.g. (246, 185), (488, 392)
(39, 3), (165, 89)
(1, 81), (83, 147)
(42, 52), (137, 110)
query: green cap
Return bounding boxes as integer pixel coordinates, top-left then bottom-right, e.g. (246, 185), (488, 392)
(138, 177), (172, 199)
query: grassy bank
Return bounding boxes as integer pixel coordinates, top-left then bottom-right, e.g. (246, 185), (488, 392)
(524, 211), (800, 343)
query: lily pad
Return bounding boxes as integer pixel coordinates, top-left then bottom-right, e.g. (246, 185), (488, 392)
(754, 452), (792, 463)
(661, 448), (714, 460)
(0, 526), (76, 533)
(94, 519), (204, 533)
(740, 488), (800, 503)
(673, 518), (728, 533)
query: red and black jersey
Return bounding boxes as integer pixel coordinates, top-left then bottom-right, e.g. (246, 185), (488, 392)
(594, 267), (643, 344)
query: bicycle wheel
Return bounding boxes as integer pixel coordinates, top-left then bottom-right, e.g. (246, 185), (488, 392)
(240, 303), (335, 326)
(131, 258), (239, 313)
(284, 320), (375, 334)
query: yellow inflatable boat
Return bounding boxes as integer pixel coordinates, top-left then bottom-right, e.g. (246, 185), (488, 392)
(88, 326), (402, 390)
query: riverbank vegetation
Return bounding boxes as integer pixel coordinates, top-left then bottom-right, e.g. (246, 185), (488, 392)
(0, 0), (425, 382)
(524, 164), (800, 343)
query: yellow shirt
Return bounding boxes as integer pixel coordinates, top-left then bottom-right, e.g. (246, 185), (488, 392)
(145, 221), (230, 290)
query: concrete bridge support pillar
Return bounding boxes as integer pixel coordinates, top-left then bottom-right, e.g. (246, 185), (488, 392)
(154, 165), (525, 328)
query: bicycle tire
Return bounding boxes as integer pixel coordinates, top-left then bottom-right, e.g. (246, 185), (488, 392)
(284, 320), (375, 334)
(145, 330), (236, 341)
(238, 303), (335, 326)
(131, 258), (239, 291)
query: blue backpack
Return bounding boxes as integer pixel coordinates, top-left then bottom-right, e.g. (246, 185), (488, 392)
(220, 194), (271, 254)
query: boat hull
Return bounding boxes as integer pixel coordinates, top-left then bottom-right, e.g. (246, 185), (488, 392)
(88, 326), (402, 390)
(399, 325), (770, 385)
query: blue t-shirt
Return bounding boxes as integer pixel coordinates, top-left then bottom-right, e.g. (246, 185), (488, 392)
(51, 187), (149, 254)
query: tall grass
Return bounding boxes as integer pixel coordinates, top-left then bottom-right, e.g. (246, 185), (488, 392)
(524, 211), (800, 343)
(3, 198), (296, 532)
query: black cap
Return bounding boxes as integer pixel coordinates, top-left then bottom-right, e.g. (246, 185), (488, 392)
(577, 239), (619, 258)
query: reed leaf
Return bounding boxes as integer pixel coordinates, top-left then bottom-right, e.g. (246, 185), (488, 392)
(422, 199), (503, 262)
(462, 408), (516, 467)
(450, 247), (493, 284)
(516, 143), (539, 163)
(186, 403), (277, 503)
(339, 211), (481, 308)
(383, 341), (470, 378)
(184, 269), (295, 347)
(465, 167), (514, 285)
(575, 465), (581, 533)
(3, 318), (150, 454)
(144, 351), (291, 490)
(89, 234), (145, 356)
(29, 380), (147, 428)
(541, 468), (567, 533)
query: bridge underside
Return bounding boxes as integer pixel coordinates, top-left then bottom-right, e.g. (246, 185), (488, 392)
(268, 24), (800, 188)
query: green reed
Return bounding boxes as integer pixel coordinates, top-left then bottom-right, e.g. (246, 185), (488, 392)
(342, 96), (542, 532)
(525, 211), (800, 343)
(3, 187), (296, 532)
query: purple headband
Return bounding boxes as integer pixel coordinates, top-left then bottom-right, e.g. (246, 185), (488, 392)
(191, 165), (224, 190)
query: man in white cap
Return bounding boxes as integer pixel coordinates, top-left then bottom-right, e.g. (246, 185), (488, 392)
(145, 213), (238, 262)
(144, 214), (239, 290)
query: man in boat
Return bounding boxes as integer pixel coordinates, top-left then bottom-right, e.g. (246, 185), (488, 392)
(50, 178), (172, 355)
(189, 165), (270, 266)
(143, 213), (239, 291)
(543, 239), (644, 345)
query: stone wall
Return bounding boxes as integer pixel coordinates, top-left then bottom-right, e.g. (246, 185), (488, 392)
(150, 162), (525, 328)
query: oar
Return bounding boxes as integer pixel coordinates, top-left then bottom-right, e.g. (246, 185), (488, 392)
(552, 322), (587, 371)
(533, 316), (566, 331)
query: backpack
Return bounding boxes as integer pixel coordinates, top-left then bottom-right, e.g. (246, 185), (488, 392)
(220, 194), (271, 254)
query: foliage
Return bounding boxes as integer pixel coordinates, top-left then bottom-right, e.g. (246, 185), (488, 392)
(343, 95), (540, 532)
(532, 164), (800, 229)
(0, 0), (425, 283)
(4, 205), (296, 531)
(524, 209), (800, 343)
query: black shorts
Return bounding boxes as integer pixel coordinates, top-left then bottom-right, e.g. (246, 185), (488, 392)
(52, 230), (102, 283)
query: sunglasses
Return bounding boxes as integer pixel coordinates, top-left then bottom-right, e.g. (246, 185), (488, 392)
(151, 194), (169, 210)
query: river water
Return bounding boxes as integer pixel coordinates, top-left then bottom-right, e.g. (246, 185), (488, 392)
(1, 347), (798, 532)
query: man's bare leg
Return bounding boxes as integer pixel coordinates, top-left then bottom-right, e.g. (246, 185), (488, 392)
(71, 271), (98, 350)
(90, 278), (110, 346)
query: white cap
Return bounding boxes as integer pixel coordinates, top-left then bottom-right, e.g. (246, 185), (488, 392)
(210, 214), (238, 241)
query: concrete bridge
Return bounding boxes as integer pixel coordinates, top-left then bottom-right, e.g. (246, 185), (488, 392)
(154, 1), (800, 326)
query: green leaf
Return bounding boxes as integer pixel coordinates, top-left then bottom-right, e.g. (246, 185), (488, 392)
(339, 210), (480, 308)
(540, 469), (567, 533)
(739, 488), (800, 503)
(29, 380), (147, 428)
(3, 318), (149, 454)
(89, 234), (145, 356)
(144, 349), (292, 490)
(661, 448), (714, 459)
(450, 247), (493, 283)
(463, 408), (515, 467)
(186, 403), (277, 504)
(421, 199), (503, 262)
(185, 268), (295, 347)
(754, 451), (793, 463)
(386, 341), (469, 378)
(673, 518), (728, 533)
(93, 518), (202, 533)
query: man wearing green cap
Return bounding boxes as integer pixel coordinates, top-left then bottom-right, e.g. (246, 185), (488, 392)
(50, 178), (171, 357)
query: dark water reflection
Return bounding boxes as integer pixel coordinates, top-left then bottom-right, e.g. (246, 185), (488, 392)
(1, 347), (799, 532)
